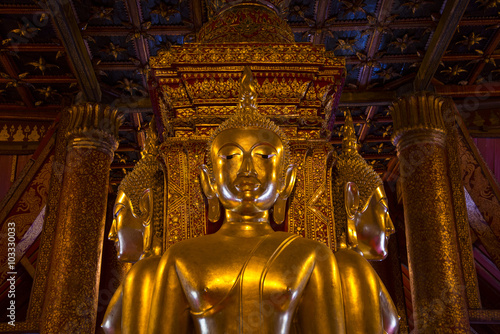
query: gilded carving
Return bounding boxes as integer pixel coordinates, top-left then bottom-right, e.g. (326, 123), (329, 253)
(199, 3), (294, 43)
(150, 44), (346, 68)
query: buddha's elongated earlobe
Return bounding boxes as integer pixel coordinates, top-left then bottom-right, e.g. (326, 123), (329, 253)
(140, 189), (153, 258)
(208, 197), (221, 223)
(273, 165), (297, 224)
(273, 198), (286, 224)
(344, 182), (359, 248)
(200, 164), (221, 222)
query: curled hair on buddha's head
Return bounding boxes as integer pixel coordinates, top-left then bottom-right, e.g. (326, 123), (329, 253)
(118, 118), (164, 238)
(332, 109), (383, 230)
(206, 66), (290, 179)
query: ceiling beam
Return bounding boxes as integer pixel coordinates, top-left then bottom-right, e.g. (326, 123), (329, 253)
(339, 90), (397, 106)
(346, 53), (500, 65)
(123, 0), (149, 88)
(468, 29), (500, 85)
(358, 106), (378, 142)
(0, 5), (47, 15)
(312, 0), (330, 45)
(289, 17), (500, 33)
(44, 0), (101, 102)
(434, 82), (500, 97)
(82, 25), (192, 37)
(334, 116), (393, 125)
(413, 0), (469, 91)
(0, 76), (77, 84)
(0, 108), (60, 120)
(358, 0), (395, 88)
(4, 44), (65, 52)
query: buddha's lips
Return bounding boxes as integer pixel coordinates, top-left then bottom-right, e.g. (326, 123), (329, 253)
(234, 177), (261, 191)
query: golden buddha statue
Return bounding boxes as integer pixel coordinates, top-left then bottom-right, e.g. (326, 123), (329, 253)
(148, 67), (346, 333)
(102, 121), (165, 334)
(332, 109), (399, 334)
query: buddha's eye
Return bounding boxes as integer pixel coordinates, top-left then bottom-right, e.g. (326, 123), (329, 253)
(220, 153), (240, 160)
(256, 153), (276, 159)
(114, 205), (124, 218)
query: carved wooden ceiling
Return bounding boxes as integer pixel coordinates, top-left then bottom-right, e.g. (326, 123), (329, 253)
(0, 0), (498, 186)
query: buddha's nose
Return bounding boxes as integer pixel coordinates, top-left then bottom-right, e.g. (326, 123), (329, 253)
(238, 154), (257, 177)
(386, 214), (395, 236)
(108, 219), (117, 241)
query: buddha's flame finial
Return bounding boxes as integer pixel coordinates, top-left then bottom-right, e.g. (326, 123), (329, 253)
(238, 66), (258, 111)
(342, 109), (358, 153)
(141, 116), (159, 159)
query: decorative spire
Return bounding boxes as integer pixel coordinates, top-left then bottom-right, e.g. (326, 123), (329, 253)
(238, 66), (258, 111)
(342, 109), (358, 154)
(141, 116), (159, 159)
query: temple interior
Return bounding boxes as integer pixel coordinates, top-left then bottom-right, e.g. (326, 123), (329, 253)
(0, 0), (499, 333)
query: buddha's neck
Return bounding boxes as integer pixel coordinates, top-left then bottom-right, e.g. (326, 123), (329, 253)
(218, 211), (275, 238)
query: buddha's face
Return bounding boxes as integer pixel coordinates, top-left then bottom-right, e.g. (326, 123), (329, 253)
(355, 185), (395, 260)
(108, 190), (144, 262)
(210, 128), (284, 216)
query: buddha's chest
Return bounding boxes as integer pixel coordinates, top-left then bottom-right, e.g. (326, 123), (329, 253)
(177, 245), (312, 316)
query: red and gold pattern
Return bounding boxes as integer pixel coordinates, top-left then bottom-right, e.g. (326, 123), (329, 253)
(198, 3), (294, 44)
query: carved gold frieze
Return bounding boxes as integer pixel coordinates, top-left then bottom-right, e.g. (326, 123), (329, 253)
(150, 44), (345, 68)
(0, 122), (49, 142)
(150, 42), (344, 142)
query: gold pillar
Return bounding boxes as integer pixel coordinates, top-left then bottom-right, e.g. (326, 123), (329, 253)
(390, 92), (469, 333)
(40, 104), (122, 333)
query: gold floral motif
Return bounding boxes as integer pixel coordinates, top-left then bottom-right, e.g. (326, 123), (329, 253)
(150, 44), (346, 68)
(160, 141), (206, 249)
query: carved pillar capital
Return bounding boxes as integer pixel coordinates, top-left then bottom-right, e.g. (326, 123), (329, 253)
(66, 103), (122, 157)
(390, 92), (446, 150)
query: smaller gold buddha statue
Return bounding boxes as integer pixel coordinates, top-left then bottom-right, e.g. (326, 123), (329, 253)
(148, 67), (346, 334)
(333, 109), (399, 334)
(102, 122), (164, 334)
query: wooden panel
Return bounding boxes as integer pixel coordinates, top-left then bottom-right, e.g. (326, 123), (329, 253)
(474, 138), (500, 185)
(0, 155), (14, 202)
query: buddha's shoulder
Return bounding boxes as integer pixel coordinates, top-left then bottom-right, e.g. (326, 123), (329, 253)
(125, 256), (161, 283)
(335, 249), (373, 268)
(272, 232), (334, 255)
(160, 234), (218, 257)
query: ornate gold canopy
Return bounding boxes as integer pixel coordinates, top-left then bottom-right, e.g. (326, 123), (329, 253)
(148, 0), (345, 250)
